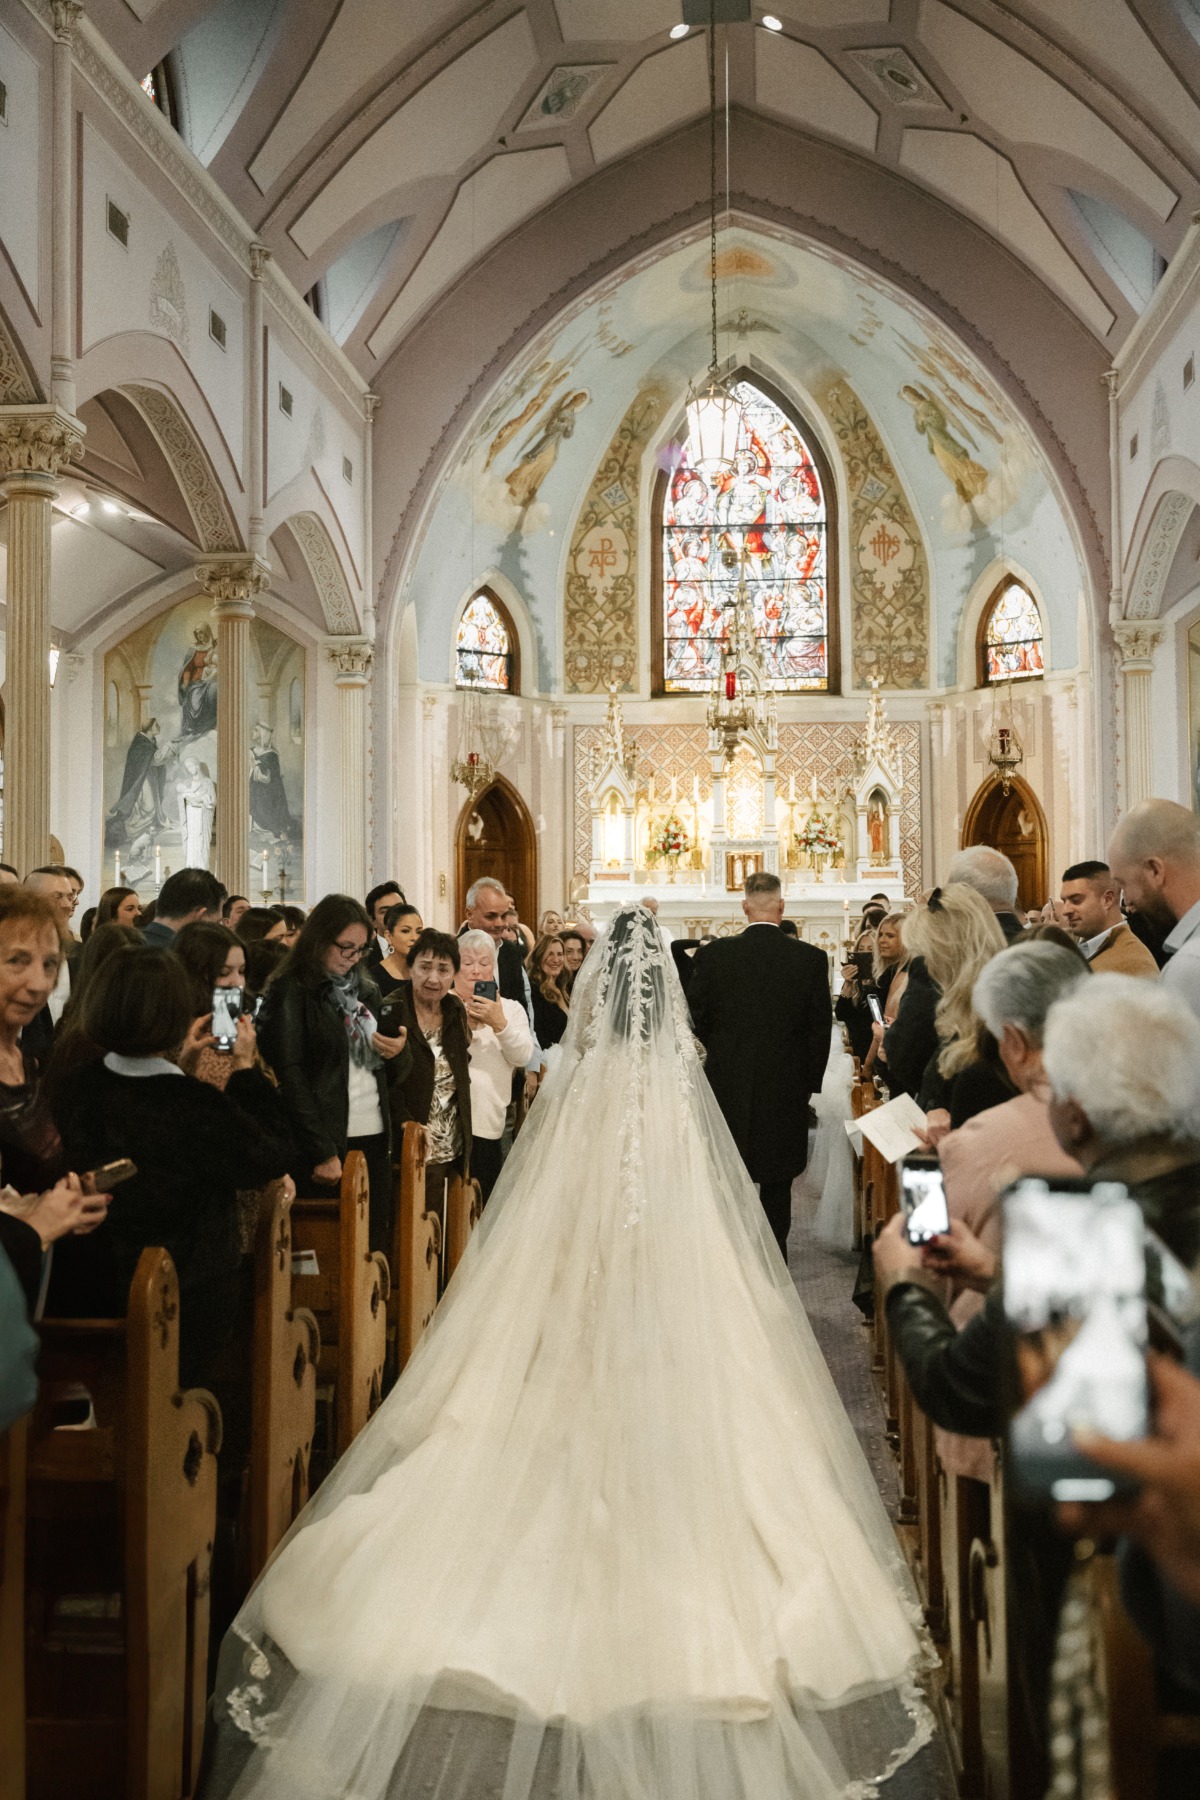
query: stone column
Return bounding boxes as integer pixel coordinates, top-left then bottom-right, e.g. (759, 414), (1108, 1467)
(51, 2), (82, 413)
(196, 556), (270, 894)
(0, 405), (84, 873)
(1113, 621), (1164, 811)
(329, 639), (372, 898)
(247, 244), (269, 558)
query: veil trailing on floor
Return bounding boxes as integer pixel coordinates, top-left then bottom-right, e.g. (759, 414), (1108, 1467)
(204, 906), (934, 1800)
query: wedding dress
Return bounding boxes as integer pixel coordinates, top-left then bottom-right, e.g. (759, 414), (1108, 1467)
(808, 1026), (858, 1251)
(205, 906), (933, 1800)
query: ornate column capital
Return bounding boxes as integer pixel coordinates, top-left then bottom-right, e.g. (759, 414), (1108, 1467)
(327, 638), (373, 685)
(0, 403), (85, 482)
(1102, 367), (1120, 399)
(363, 393), (380, 424)
(1112, 619), (1165, 671)
(195, 553), (271, 615)
(51, 1), (83, 44)
(249, 241), (271, 281)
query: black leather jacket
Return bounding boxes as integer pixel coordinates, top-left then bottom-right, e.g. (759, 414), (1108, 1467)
(258, 967), (405, 1171)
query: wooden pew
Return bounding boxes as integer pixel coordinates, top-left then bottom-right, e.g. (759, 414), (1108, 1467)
(23, 1248), (221, 1800)
(247, 1183), (320, 1580)
(0, 1419), (26, 1800)
(392, 1123), (440, 1373)
(292, 1151), (388, 1465)
(444, 1171), (483, 1286)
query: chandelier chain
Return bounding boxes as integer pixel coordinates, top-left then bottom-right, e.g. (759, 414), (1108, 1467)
(708, 0), (718, 377)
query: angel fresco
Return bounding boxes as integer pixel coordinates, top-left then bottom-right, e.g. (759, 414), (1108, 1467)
(504, 390), (589, 513)
(899, 383), (989, 508)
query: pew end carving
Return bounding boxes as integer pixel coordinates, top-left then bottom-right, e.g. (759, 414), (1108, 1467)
(394, 1123), (440, 1374)
(248, 1181), (320, 1581)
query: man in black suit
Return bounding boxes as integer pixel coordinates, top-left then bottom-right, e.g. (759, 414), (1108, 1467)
(687, 871), (831, 1259)
(364, 880), (405, 975)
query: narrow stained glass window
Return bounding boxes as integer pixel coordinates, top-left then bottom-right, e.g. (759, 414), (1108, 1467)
(141, 71), (157, 102)
(662, 379), (828, 691)
(983, 582), (1043, 683)
(455, 593), (513, 692)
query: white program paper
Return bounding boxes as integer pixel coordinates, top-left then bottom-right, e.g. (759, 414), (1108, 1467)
(852, 1093), (928, 1163)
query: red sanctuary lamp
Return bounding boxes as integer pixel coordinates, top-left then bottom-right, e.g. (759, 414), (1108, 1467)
(725, 668), (737, 700)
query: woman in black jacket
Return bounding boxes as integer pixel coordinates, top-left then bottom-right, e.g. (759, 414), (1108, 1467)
(257, 895), (409, 1253)
(51, 947), (294, 1390)
(386, 929), (472, 1285)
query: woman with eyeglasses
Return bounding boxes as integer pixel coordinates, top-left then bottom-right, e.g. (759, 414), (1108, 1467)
(258, 895), (409, 1252)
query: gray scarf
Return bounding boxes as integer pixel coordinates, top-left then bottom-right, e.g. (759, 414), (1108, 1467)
(327, 971), (381, 1071)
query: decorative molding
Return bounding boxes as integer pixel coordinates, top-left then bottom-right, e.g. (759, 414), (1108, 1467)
(124, 383), (240, 551)
(0, 403), (85, 479)
(0, 319), (39, 405)
(817, 376), (930, 689)
(289, 511), (359, 634)
(564, 382), (668, 694)
(195, 554), (271, 611)
(148, 242), (191, 354)
(249, 241), (271, 282)
(1126, 489), (1192, 619)
(59, 652), (84, 685)
(1111, 620), (1164, 669)
(327, 639), (372, 684)
(50, 0), (82, 43)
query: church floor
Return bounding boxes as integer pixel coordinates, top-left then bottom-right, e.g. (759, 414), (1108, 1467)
(787, 1192), (959, 1800)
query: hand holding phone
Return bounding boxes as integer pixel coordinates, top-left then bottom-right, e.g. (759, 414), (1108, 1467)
(867, 993), (885, 1026)
(900, 1157), (950, 1244)
(211, 986), (242, 1054)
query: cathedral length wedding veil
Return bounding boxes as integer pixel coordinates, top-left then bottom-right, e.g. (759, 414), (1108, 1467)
(206, 906), (934, 1800)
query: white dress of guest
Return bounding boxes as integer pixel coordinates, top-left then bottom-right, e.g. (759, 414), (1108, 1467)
(466, 998), (533, 1136)
(206, 905), (932, 1800)
(804, 1024), (857, 1248)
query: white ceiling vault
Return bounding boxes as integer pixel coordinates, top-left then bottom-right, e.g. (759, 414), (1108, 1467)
(88, 0), (1200, 372)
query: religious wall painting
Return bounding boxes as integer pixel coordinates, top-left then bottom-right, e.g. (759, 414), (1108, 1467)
(564, 381), (669, 693)
(517, 64), (608, 129)
(103, 596), (216, 887)
(1189, 620), (1200, 814)
(465, 337), (593, 538)
(249, 618), (305, 901)
(817, 377), (930, 690)
(894, 331), (1034, 534)
(660, 379), (830, 693)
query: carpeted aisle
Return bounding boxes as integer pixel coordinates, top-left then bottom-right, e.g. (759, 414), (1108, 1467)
(787, 1192), (958, 1800)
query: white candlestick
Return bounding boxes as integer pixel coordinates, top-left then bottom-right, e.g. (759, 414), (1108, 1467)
(789, 773), (795, 803)
(154, 844), (161, 887)
(811, 773), (818, 801)
(114, 851), (121, 887)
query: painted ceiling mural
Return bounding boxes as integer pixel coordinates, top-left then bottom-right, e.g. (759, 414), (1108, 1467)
(399, 224), (1085, 695)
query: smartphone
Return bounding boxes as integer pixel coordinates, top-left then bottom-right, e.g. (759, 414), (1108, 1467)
(867, 993), (885, 1026)
(211, 985), (242, 1054)
(473, 980), (499, 1002)
(84, 1158), (138, 1190)
(900, 1156), (950, 1244)
(1003, 1179), (1149, 1503)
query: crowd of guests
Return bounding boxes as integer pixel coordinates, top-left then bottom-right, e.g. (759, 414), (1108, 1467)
(816, 799), (1200, 1776)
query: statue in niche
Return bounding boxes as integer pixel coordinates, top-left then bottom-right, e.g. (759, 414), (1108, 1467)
(867, 792), (889, 864)
(176, 757), (215, 868)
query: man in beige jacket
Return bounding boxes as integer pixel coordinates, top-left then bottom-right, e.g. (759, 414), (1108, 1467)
(1058, 860), (1159, 976)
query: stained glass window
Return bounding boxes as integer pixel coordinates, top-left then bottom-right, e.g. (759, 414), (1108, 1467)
(455, 592), (514, 692)
(983, 582), (1043, 683)
(662, 379), (829, 691)
(141, 71), (157, 102)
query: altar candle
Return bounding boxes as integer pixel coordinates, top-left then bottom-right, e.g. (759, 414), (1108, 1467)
(789, 774), (795, 803)
(842, 897), (850, 944)
(692, 773), (699, 803)
(811, 773), (818, 801)
(154, 844), (161, 887)
(113, 850), (121, 887)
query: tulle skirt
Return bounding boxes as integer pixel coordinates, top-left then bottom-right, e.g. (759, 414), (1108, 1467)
(806, 1028), (858, 1251)
(205, 958), (932, 1800)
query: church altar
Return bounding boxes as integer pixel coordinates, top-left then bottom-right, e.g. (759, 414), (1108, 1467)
(577, 668), (910, 960)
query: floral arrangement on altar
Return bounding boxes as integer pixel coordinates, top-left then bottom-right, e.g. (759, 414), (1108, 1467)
(647, 813), (691, 865)
(794, 814), (841, 859)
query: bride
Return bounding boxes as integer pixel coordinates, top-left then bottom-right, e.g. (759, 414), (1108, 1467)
(203, 905), (932, 1799)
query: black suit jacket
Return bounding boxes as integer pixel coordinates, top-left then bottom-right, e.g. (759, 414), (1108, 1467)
(686, 924), (831, 1184)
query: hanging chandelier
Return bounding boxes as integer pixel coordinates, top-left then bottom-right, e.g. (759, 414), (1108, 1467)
(706, 547), (773, 759)
(684, 0), (743, 473)
(450, 687), (516, 800)
(986, 678), (1024, 794)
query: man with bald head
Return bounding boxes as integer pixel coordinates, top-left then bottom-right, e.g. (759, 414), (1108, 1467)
(1108, 798), (1200, 1019)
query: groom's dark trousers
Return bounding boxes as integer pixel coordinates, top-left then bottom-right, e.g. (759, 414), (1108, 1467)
(686, 921), (832, 1259)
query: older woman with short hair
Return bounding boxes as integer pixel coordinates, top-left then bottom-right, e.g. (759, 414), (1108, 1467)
(454, 929), (532, 1204)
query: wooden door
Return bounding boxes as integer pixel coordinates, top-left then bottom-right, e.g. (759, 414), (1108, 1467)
(962, 776), (1048, 916)
(455, 779), (537, 927)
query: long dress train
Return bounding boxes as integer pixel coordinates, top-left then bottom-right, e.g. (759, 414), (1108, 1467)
(203, 906), (933, 1800)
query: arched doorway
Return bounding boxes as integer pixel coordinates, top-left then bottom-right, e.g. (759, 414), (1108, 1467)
(455, 778), (537, 927)
(961, 775), (1048, 915)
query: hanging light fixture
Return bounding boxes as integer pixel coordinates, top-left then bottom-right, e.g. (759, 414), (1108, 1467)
(684, 0), (742, 472)
(986, 678), (1024, 794)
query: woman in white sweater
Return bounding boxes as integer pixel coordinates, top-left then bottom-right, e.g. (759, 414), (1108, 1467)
(455, 929), (533, 1203)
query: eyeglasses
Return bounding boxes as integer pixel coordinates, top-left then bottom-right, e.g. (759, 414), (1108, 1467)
(332, 940), (366, 959)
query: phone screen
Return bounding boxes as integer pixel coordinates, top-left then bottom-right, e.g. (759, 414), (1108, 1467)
(473, 979), (498, 1002)
(1003, 1180), (1149, 1503)
(211, 986), (241, 1052)
(900, 1158), (949, 1243)
(867, 994), (885, 1026)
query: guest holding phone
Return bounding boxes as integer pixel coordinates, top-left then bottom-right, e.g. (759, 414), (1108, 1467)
(454, 930), (532, 1204)
(172, 921), (252, 1091)
(385, 930), (473, 1275)
(257, 896), (409, 1253)
(834, 929), (878, 1064)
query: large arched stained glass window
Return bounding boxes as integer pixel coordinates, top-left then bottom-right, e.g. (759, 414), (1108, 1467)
(455, 591), (517, 693)
(980, 580), (1044, 684)
(661, 379), (830, 691)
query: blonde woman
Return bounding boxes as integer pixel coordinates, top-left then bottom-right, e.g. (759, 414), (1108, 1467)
(861, 910), (910, 1076)
(889, 885), (1007, 1138)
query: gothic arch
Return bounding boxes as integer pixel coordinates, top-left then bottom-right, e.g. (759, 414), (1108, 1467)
(1122, 458), (1200, 619)
(120, 382), (241, 552)
(448, 571), (538, 696)
(956, 558), (1051, 689)
(962, 773), (1048, 915)
(282, 511), (361, 636)
(454, 776), (537, 926)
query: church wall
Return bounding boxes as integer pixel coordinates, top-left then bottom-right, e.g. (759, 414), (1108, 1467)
(0, 11), (46, 344)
